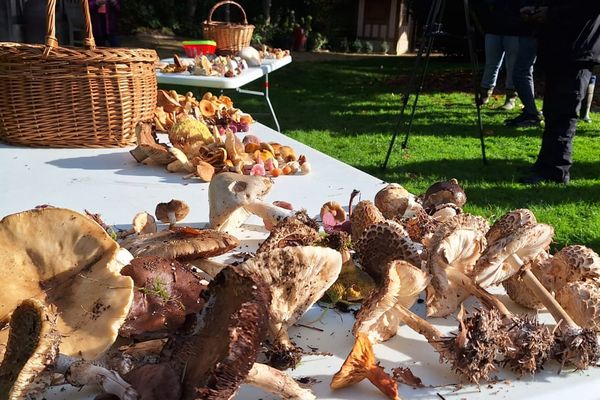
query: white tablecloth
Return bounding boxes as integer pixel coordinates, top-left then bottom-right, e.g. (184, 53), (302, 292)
(1, 123), (597, 400)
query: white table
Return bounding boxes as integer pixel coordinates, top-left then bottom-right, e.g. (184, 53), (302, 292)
(0, 123), (598, 400)
(156, 56), (292, 132)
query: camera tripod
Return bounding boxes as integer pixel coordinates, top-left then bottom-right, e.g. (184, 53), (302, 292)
(382, 0), (487, 170)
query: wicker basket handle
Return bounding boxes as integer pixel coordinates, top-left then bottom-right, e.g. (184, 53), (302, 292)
(207, 1), (248, 24)
(45, 0), (96, 53)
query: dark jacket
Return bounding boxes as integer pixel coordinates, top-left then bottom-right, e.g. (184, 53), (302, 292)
(538, 0), (600, 65)
(476, 0), (533, 36)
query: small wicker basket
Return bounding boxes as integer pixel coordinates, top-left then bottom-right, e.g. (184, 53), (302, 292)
(0, 0), (158, 148)
(202, 1), (254, 55)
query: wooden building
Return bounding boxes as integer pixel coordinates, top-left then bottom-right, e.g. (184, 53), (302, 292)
(356, 0), (415, 54)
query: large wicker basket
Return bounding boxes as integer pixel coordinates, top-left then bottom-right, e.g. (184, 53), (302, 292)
(202, 1), (254, 55)
(0, 0), (158, 148)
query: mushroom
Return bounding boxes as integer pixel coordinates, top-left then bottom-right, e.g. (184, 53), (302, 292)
(427, 202), (463, 222)
(168, 118), (214, 157)
(237, 246), (343, 369)
(473, 222), (599, 370)
(120, 226), (239, 263)
(118, 212), (157, 239)
(354, 220), (422, 282)
(502, 251), (552, 310)
(155, 199), (190, 227)
(374, 183), (420, 219)
(0, 208), (134, 360)
(129, 122), (176, 165)
(331, 333), (399, 400)
(425, 214), (489, 318)
(350, 200), (385, 240)
(208, 172), (299, 232)
(353, 260), (430, 343)
(556, 280), (600, 332)
(256, 216), (320, 254)
(0, 299), (138, 400)
(165, 266), (315, 400)
(399, 207), (441, 247)
(118, 256), (209, 339)
(547, 245), (600, 290)
(421, 178), (466, 209)
(0, 298), (60, 399)
(320, 201), (347, 223)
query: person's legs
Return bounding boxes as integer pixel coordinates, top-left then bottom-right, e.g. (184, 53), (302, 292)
(500, 35), (519, 110)
(480, 34), (505, 104)
(529, 65), (593, 182)
(507, 36), (539, 125)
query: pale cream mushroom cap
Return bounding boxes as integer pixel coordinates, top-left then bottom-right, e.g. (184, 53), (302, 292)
(0, 208), (134, 360)
(425, 214), (489, 317)
(237, 246), (342, 342)
(474, 223), (554, 288)
(556, 280), (600, 332)
(353, 260), (430, 343)
(374, 183), (413, 219)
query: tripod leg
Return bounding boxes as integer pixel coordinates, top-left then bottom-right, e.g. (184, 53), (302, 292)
(464, 0), (488, 164)
(382, 0), (445, 169)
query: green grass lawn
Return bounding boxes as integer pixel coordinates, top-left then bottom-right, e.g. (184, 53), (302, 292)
(166, 56), (600, 252)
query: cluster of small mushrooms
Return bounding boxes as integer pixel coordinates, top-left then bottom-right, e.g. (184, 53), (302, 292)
(0, 175), (599, 400)
(131, 90), (310, 182)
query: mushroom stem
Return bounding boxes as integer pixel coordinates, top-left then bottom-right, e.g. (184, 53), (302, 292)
(167, 211), (177, 227)
(245, 363), (316, 400)
(445, 269), (513, 318)
(58, 357), (139, 400)
(245, 201), (295, 228)
(190, 258), (227, 278)
(515, 263), (578, 330)
(393, 304), (445, 349)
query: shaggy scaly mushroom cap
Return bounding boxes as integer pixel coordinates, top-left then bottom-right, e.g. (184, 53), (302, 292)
(0, 299), (60, 400)
(350, 200), (385, 241)
(474, 223), (554, 288)
(399, 207), (441, 247)
(425, 214), (489, 317)
(0, 208), (134, 360)
(548, 245), (600, 290)
(486, 208), (537, 246)
(353, 260), (430, 343)
(355, 220), (423, 282)
(422, 178), (466, 209)
(256, 216), (320, 254)
(556, 281), (600, 332)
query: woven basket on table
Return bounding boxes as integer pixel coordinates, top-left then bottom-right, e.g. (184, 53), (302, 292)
(0, 0), (158, 148)
(202, 1), (254, 55)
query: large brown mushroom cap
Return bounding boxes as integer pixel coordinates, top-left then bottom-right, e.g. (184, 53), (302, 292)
(556, 281), (600, 332)
(474, 223), (554, 288)
(350, 200), (385, 240)
(237, 246), (343, 344)
(425, 214), (489, 317)
(0, 208), (134, 360)
(120, 227), (239, 261)
(119, 256), (209, 339)
(168, 267), (270, 400)
(353, 260), (430, 343)
(355, 220), (422, 282)
(548, 245), (600, 290)
(374, 183), (413, 219)
(0, 299), (60, 399)
(422, 178), (466, 209)
(486, 209), (537, 246)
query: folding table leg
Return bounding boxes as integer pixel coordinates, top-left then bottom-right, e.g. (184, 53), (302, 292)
(236, 73), (281, 132)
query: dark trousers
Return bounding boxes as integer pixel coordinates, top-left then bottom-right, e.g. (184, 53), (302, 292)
(533, 64), (593, 181)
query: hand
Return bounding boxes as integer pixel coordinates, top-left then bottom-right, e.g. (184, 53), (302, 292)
(520, 6), (548, 23)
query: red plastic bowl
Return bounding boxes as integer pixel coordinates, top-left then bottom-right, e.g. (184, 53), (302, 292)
(183, 40), (217, 57)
